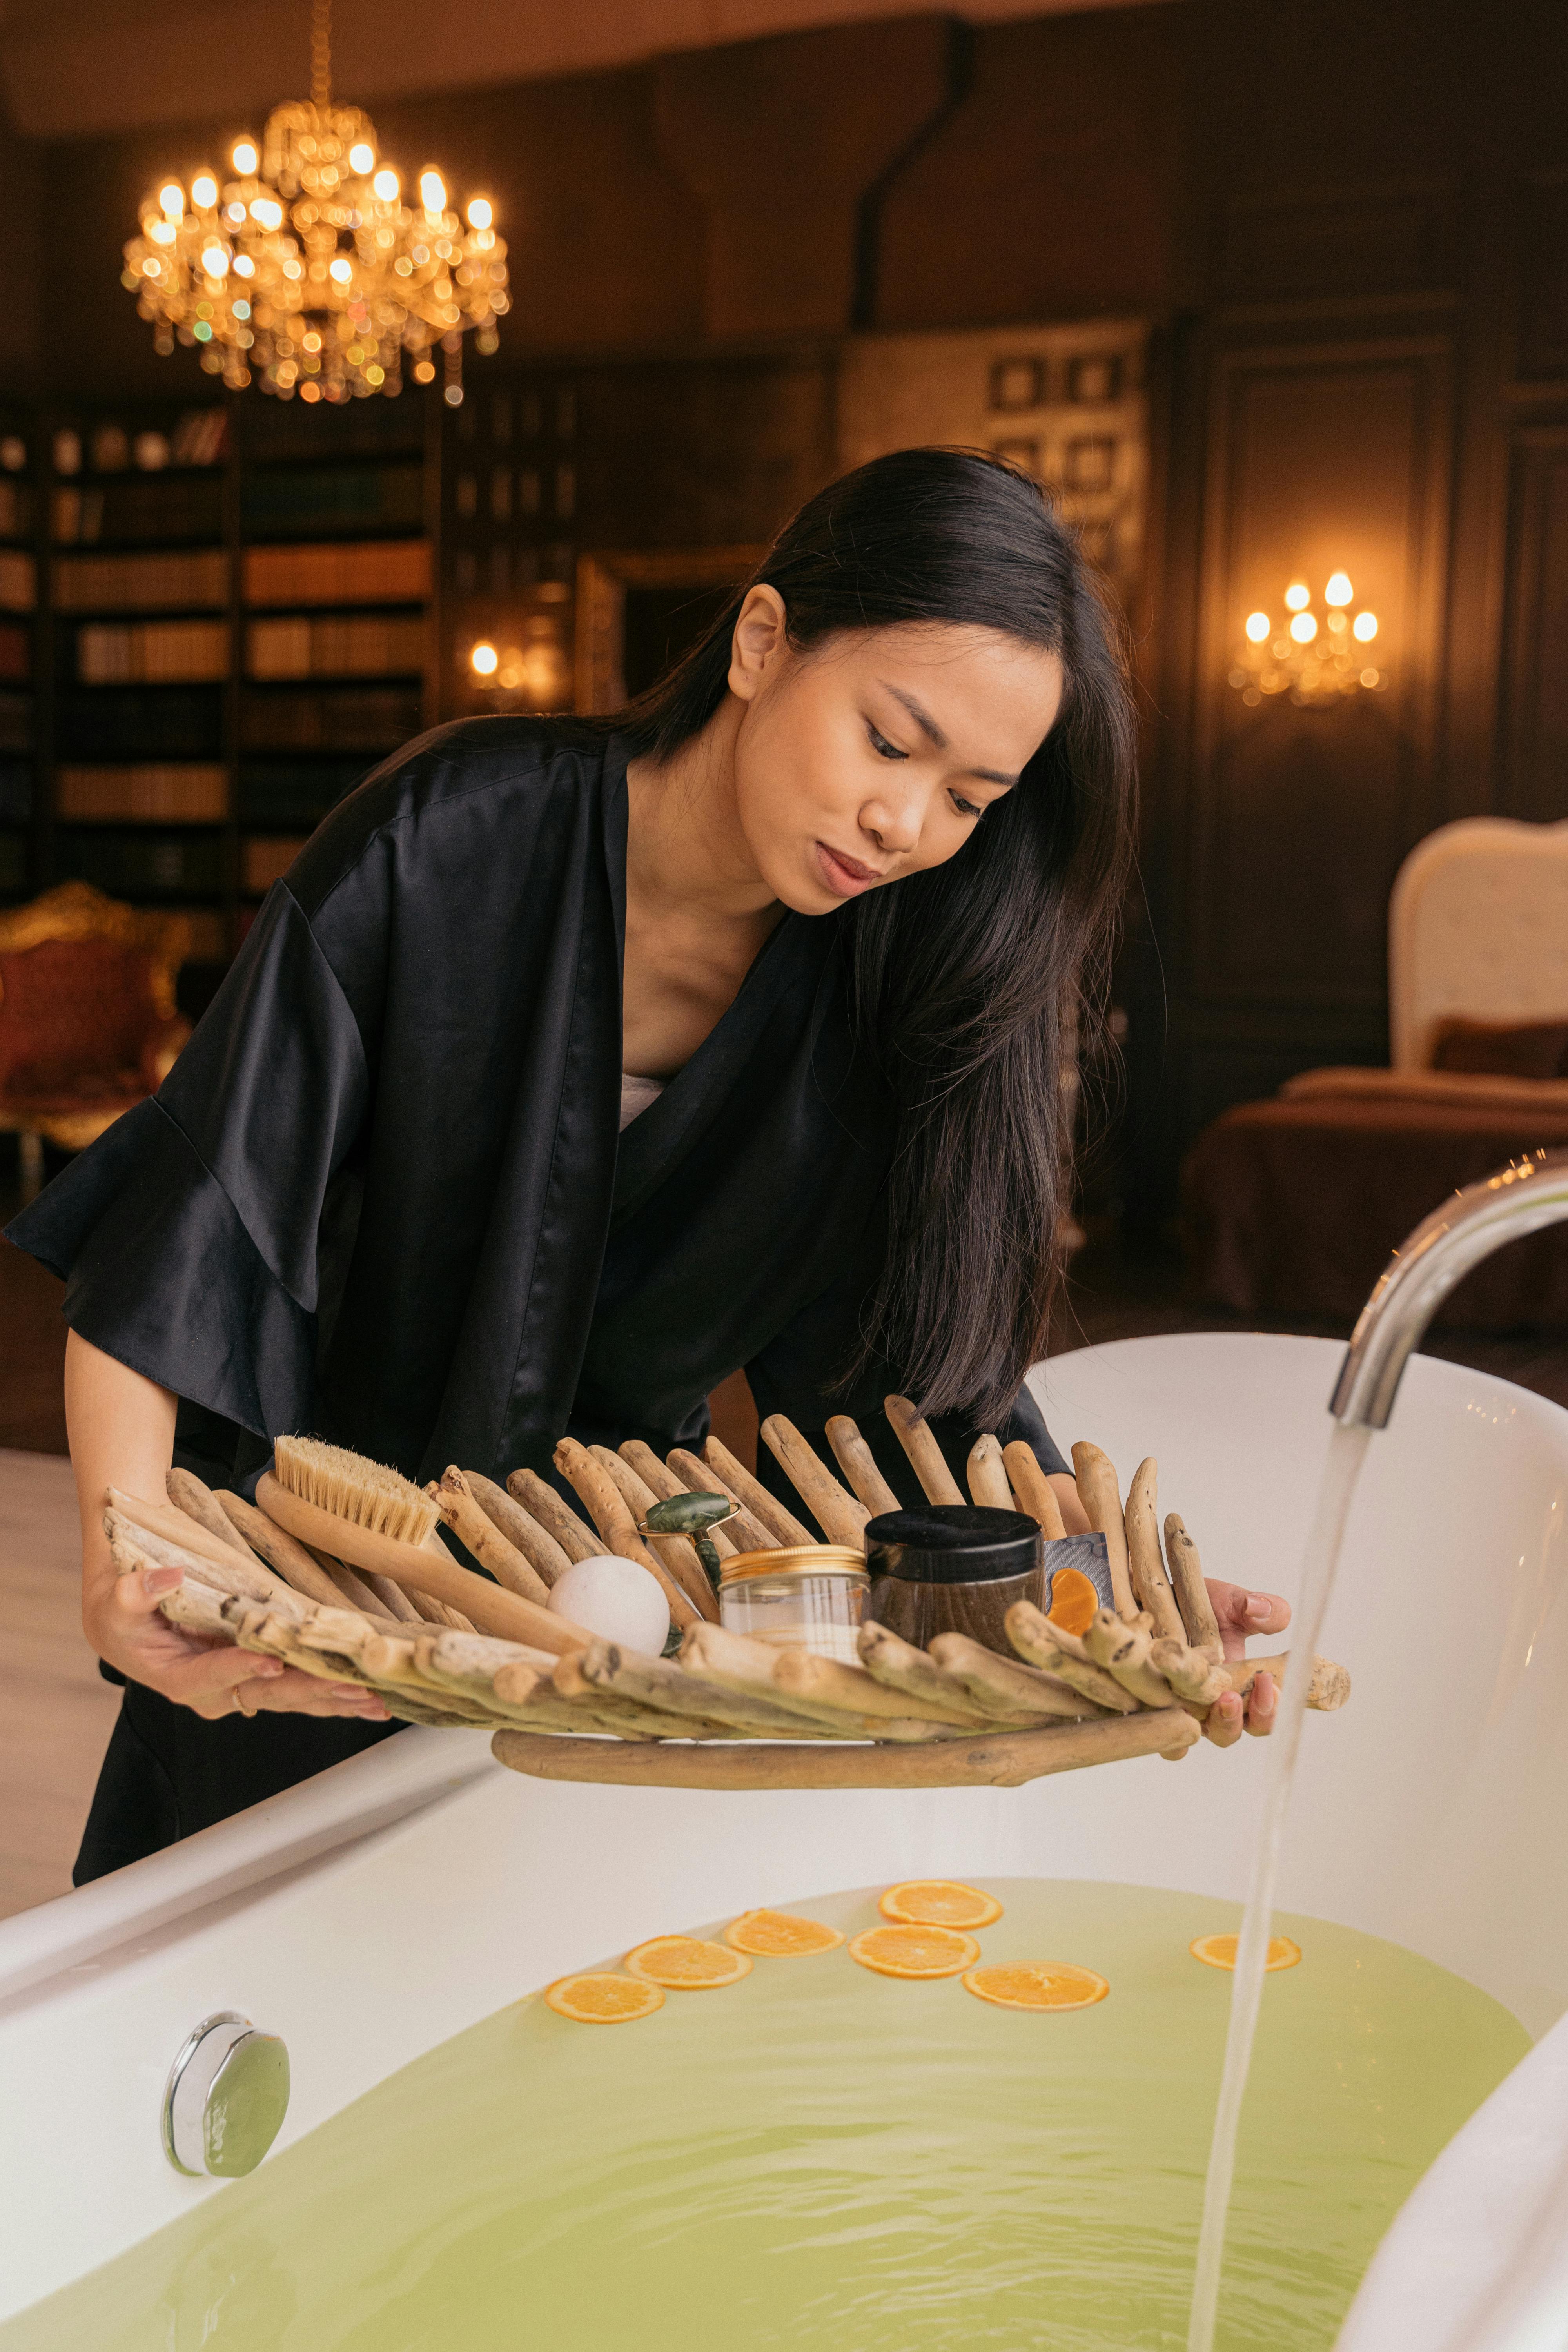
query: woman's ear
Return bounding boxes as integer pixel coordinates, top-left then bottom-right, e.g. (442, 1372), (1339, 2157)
(728, 584), (787, 702)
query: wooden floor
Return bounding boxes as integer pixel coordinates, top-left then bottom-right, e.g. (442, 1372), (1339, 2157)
(1, 1209), (1564, 1927)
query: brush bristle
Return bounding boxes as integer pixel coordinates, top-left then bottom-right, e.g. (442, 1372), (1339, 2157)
(272, 1435), (439, 1549)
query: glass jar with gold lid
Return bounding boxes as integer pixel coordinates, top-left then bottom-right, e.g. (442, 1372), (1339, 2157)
(718, 1544), (869, 1663)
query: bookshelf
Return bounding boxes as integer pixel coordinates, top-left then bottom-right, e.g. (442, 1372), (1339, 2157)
(15, 388), (441, 1001)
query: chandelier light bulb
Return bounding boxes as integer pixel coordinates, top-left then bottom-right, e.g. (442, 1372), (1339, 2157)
(467, 197), (493, 230)
(470, 641), (499, 677)
(419, 169), (446, 214)
(149, 218), (176, 246)
(250, 194), (284, 229)
(329, 256), (353, 282)
(159, 182), (185, 221)
(1353, 611), (1379, 642)
(348, 141), (375, 172)
(372, 167), (399, 200)
(1283, 583), (1310, 613)
(232, 138), (260, 174)
(232, 253), (255, 277)
(1289, 611), (1318, 644)
(191, 172), (219, 209)
(1244, 611), (1270, 643)
(201, 244), (229, 276)
(1324, 572), (1354, 606)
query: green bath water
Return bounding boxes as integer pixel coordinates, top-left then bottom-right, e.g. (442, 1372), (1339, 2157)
(2, 1879), (1528, 2351)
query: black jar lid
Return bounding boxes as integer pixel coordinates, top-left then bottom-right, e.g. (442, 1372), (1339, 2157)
(864, 1503), (1042, 1585)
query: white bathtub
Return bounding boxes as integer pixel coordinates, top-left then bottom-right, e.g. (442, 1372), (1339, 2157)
(2, 1330), (1566, 2348)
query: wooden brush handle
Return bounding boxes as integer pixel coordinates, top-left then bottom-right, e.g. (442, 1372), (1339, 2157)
(618, 1442), (738, 1555)
(965, 1434), (1014, 1512)
(1001, 1443), (1068, 1541)
(758, 1416), (869, 1547)
(1124, 1459), (1186, 1644)
(1070, 1444), (1138, 1621)
(461, 1470), (573, 1588)
(553, 1440), (701, 1632)
(255, 1471), (589, 1655)
(668, 1449), (781, 1553)
(435, 1468), (550, 1606)
(493, 1708), (1200, 1789)
(824, 1416), (901, 1517)
(1162, 1513), (1223, 1662)
(701, 1435), (812, 1546)
(884, 1396), (964, 1505)
(590, 1446), (720, 1618)
(505, 1470), (601, 1564)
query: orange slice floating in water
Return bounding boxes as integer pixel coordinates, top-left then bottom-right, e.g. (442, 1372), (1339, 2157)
(1046, 1566), (1099, 1638)
(1189, 1932), (1301, 1973)
(544, 1972), (664, 2024)
(624, 1935), (754, 1989)
(878, 1880), (1003, 1929)
(723, 1909), (844, 1957)
(963, 1961), (1109, 2011)
(848, 1923), (981, 1978)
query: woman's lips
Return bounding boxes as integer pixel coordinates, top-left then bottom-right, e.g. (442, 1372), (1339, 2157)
(815, 841), (883, 897)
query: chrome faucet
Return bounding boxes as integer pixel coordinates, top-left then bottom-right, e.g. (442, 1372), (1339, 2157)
(1330, 1151), (1568, 1429)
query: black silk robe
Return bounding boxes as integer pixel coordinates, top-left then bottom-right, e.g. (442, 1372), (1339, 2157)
(9, 719), (1068, 1871)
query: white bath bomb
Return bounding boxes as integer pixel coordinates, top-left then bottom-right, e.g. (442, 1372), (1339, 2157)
(548, 1553), (670, 1653)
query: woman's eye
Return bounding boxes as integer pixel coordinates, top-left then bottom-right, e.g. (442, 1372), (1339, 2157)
(866, 722), (908, 761)
(951, 793), (983, 820)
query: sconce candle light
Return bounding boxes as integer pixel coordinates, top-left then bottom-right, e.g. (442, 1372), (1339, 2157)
(1230, 573), (1385, 710)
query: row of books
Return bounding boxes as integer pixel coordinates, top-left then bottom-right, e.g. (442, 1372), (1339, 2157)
(57, 764), (227, 822)
(54, 476), (224, 549)
(53, 539), (431, 614)
(0, 551), (34, 613)
(56, 829), (223, 896)
(0, 481), (29, 543)
(248, 614), (426, 679)
(242, 836), (308, 895)
(54, 410), (228, 477)
(60, 687), (220, 760)
(76, 620), (229, 684)
(0, 623), (26, 682)
(240, 684), (422, 751)
(243, 464), (424, 538)
(0, 691), (28, 751)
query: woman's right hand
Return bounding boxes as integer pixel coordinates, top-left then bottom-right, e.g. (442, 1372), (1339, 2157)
(86, 1558), (390, 1725)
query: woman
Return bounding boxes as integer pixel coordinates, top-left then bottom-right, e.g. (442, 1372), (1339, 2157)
(11, 448), (1285, 1881)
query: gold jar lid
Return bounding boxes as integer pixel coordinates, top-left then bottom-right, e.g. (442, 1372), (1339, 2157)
(719, 1544), (867, 1588)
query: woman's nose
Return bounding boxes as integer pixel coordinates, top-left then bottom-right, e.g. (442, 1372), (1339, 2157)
(861, 789), (922, 857)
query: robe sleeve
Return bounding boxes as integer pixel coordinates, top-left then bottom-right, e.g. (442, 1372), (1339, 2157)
(4, 882), (371, 1441)
(742, 1243), (1071, 1519)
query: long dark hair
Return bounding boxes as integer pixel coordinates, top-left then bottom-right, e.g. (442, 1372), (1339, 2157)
(615, 447), (1136, 1424)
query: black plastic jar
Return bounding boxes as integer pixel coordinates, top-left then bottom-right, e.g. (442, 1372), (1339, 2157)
(863, 1504), (1045, 1655)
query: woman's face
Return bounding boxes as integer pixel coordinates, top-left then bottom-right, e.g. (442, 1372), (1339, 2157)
(727, 593), (1066, 914)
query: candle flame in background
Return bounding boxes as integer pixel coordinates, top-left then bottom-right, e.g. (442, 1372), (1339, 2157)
(1229, 572), (1386, 708)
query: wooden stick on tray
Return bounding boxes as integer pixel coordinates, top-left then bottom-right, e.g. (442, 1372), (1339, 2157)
(701, 1436), (813, 1548)
(216, 1488), (373, 1614)
(1002, 1601), (1140, 1715)
(927, 1630), (1106, 1723)
(590, 1447), (719, 1620)
(1002, 1442), (1068, 1541)
(856, 1620), (1004, 1729)
(1083, 1607), (1178, 1710)
(553, 1439), (702, 1633)
(492, 1707), (1200, 1790)
(965, 1434), (1014, 1512)
(462, 1471), (573, 1589)
(666, 1450), (778, 1555)
(254, 1470), (592, 1655)
(1123, 1459), (1186, 1645)
(1163, 1512), (1224, 1662)
(824, 1415), (901, 1517)
(506, 1470), (602, 1566)
(1071, 1444), (1138, 1621)
(617, 1442), (739, 1557)
(433, 1468), (551, 1606)
(885, 1396), (964, 1505)
(758, 1416), (869, 1547)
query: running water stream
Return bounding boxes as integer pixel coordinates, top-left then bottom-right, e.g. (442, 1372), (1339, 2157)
(1186, 1421), (1375, 2352)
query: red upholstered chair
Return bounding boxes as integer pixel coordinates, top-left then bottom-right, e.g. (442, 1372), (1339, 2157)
(0, 883), (191, 1194)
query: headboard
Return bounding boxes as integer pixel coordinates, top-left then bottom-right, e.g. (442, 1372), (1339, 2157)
(1389, 817), (1568, 1069)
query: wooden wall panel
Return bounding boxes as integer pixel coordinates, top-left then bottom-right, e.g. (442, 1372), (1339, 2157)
(1498, 427), (1568, 821)
(1187, 336), (1454, 1014)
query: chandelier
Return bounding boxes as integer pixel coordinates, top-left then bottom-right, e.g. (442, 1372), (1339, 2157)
(120, 0), (508, 402)
(1229, 572), (1385, 710)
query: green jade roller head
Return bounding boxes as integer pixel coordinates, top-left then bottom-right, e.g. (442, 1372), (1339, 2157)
(639, 1492), (739, 1592)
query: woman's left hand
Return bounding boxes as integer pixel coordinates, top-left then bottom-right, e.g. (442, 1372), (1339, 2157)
(1203, 1579), (1290, 1744)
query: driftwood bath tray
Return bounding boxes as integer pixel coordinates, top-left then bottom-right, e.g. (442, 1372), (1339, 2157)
(110, 1401), (1349, 1794)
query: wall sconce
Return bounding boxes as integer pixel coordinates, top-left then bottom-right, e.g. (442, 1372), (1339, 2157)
(1229, 573), (1385, 710)
(465, 618), (572, 710)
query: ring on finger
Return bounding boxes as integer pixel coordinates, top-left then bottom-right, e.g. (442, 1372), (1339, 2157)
(234, 1684), (258, 1719)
